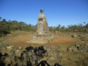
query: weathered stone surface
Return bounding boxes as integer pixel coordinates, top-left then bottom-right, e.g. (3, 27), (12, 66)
(36, 8), (52, 39)
(26, 8), (55, 44)
(36, 9), (49, 36)
(7, 46), (14, 50)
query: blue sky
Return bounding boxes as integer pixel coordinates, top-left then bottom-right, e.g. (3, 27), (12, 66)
(0, 0), (88, 27)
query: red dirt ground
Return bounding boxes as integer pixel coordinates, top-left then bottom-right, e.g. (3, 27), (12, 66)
(5, 32), (82, 47)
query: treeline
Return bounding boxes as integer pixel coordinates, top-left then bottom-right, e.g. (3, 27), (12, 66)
(0, 17), (36, 37)
(0, 17), (88, 37)
(49, 23), (88, 33)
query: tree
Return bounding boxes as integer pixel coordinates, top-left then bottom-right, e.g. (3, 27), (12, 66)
(0, 17), (1, 22)
(58, 24), (61, 32)
(84, 22), (86, 29)
(0, 19), (10, 37)
(60, 26), (65, 32)
(85, 23), (88, 28)
(19, 22), (24, 30)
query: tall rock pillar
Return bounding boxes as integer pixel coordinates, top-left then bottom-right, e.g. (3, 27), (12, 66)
(36, 8), (50, 37)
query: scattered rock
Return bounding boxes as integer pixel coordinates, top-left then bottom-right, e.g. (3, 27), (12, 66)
(80, 37), (87, 41)
(7, 46), (14, 50)
(57, 53), (62, 58)
(67, 48), (73, 52)
(15, 50), (21, 57)
(85, 43), (88, 46)
(51, 45), (57, 50)
(78, 32), (83, 37)
(85, 34), (88, 35)
(4, 57), (11, 65)
(3, 44), (88, 66)
(72, 47), (78, 52)
(77, 45), (83, 51)
(71, 34), (77, 38)
(18, 46), (22, 50)
(47, 57), (55, 66)
(54, 31), (58, 33)
(54, 63), (63, 66)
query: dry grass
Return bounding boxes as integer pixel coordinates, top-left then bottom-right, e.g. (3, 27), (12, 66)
(0, 31), (82, 47)
(0, 31), (88, 66)
(53, 44), (88, 66)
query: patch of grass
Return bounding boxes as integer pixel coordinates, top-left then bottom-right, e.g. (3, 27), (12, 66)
(47, 38), (54, 42)
(55, 49), (60, 53)
(9, 49), (13, 53)
(74, 52), (88, 66)
(0, 38), (4, 42)
(51, 38), (54, 41)
(74, 43), (78, 47)
(46, 54), (52, 60)
(1, 42), (4, 48)
(48, 40), (50, 42)
(57, 45), (63, 48)
(67, 45), (74, 48)
(64, 51), (88, 66)
(80, 43), (87, 46)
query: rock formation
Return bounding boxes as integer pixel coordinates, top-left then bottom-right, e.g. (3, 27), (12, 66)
(36, 8), (50, 37)
(26, 8), (55, 44)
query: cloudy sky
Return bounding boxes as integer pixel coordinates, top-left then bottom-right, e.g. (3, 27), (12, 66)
(0, 0), (88, 27)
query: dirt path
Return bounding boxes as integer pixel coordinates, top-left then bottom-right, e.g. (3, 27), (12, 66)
(3, 32), (81, 47)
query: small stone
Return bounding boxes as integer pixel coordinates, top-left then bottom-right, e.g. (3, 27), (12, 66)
(85, 34), (88, 35)
(19, 46), (22, 49)
(54, 31), (58, 33)
(71, 34), (77, 38)
(7, 46), (14, 50)
(67, 48), (69, 51)
(15, 50), (19, 54)
(47, 57), (55, 66)
(85, 43), (88, 46)
(57, 53), (62, 58)
(72, 48), (78, 52)
(67, 48), (73, 52)
(79, 34), (83, 37)
(50, 57), (55, 60)
(4, 57), (11, 64)
(77, 45), (83, 51)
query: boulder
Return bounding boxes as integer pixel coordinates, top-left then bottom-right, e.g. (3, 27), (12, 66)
(57, 53), (62, 58)
(71, 34), (77, 38)
(15, 50), (21, 57)
(26, 8), (55, 44)
(80, 37), (87, 41)
(79, 34), (83, 37)
(7, 46), (14, 50)
(54, 31), (58, 33)
(77, 45), (83, 51)
(18, 46), (22, 50)
(4, 57), (11, 65)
